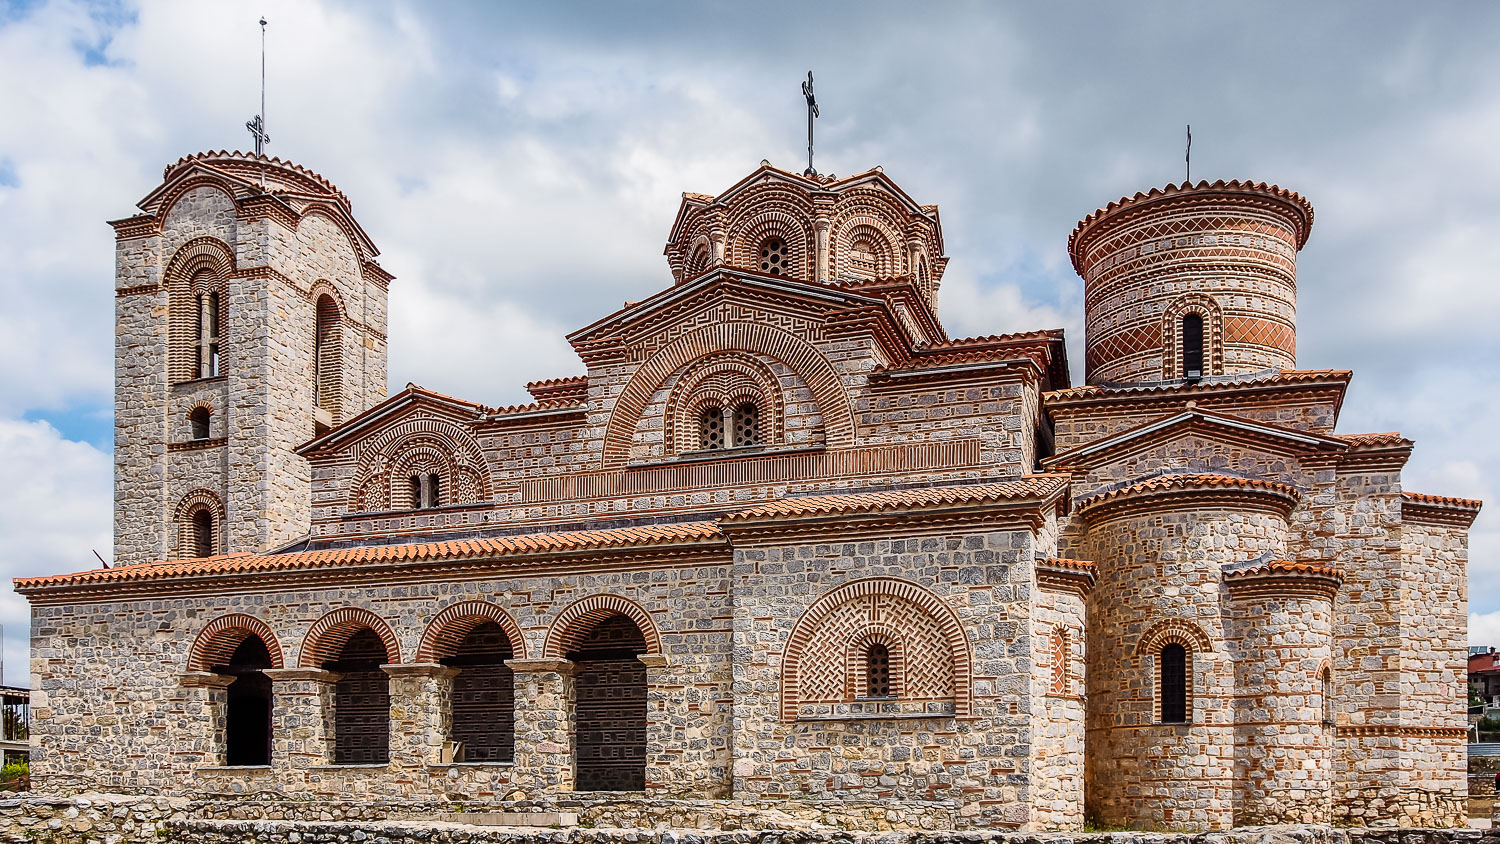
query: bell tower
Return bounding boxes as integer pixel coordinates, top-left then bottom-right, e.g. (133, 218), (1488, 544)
(110, 151), (390, 567)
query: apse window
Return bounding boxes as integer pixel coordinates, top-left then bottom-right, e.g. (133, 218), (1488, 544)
(758, 237), (787, 275)
(1159, 642), (1188, 723)
(865, 643), (892, 698)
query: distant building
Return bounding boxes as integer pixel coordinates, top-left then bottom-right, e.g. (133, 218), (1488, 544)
(13, 150), (1484, 831)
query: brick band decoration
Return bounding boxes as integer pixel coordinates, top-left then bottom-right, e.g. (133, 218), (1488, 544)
(188, 613), (285, 672)
(172, 488), (227, 560)
(416, 600), (527, 662)
(781, 577), (972, 720)
(543, 594), (662, 659)
(297, 607), (402, 668)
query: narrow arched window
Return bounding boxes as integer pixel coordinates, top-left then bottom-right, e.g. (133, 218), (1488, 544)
(699, 406), (724, 450)
(408, 476), (423, 510)
(732, 402), (760, 447)
(220, 635), (273, 766)
(427, 473), (441, 508)
(1160, 642), (1188, 723)
(314, 294), (342, 424)
(189, 407), (211, 440)
(866, 643), (891, 698)
(197, 291), (222, 378)
(1182, 313), (1204, 379)
(191, 508), (215, 558)
(1321, 668), (1334, 725)
(758, 237), (787, 275)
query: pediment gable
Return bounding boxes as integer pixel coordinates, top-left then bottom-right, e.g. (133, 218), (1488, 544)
(297, 385), (485, 458)
(1045, 408), (1348, 471)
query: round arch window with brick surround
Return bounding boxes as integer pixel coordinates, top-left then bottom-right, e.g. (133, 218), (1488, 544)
(664, 353), (786, 456)
(1135, 618), (1213, 724)
(781, 578), (973, 720)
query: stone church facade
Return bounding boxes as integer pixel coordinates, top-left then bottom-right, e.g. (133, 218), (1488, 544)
(16, 151), (1480, 831)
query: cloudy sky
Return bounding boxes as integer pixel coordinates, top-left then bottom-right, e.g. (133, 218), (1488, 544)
(0, 0), (1496, 681)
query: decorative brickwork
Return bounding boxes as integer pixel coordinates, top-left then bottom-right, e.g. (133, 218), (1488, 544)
(188, 613), (286, 671)
(298, 607), (402, 668)
(543, 594), (663, 658)
(417, 600), (528, 662)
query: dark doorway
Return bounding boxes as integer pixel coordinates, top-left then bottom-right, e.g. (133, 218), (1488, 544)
(442, 622), (515, 762)
(218, 635), (273, 766)
(326, 628), (390, 765)
(569, 615), (647, 791)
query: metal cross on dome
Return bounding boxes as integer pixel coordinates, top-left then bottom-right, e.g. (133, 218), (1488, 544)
(802, 71), (819, 177)
(245, 17), (270, 157)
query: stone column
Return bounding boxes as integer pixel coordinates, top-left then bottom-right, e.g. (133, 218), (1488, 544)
(383, 663), (458, 769)
(264, 668), (340, 772)
(176, 672), (235, 768)
(710, 227), (727, 266)
(814, 217), (832, 283)
(507, 658), (576, 795)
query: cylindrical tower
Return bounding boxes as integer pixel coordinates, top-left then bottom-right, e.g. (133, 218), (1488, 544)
(1079, 473), (1301, 831)
(1069, 181), (1314, 386)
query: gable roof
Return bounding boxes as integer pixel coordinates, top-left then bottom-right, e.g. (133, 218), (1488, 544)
(1044, 369), (1352, 419)
(1043, 407), (1349, 469)
(296, 383), (487, 455)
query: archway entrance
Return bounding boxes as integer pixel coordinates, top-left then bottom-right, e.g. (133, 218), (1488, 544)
(441, 622), (515, 763)
(219, 635), (273, 766)
(325, 628), (390, 765)
(569, 615), (647, 791)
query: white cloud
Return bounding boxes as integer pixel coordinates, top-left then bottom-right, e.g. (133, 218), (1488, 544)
(0, 420), (111, 686)
(1473, 612), (1500, 650)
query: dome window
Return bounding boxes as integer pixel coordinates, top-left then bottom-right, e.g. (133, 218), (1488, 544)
(758, 237), (787, 275)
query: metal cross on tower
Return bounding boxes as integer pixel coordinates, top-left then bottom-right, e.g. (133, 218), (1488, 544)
(245, 17), (270, 157)
(802, 71), (819, 177)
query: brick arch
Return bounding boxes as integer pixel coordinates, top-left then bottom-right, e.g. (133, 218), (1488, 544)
(298, 607), (401, 668)
(831, 215), (903, 280)
(173, 488), (226, 559)
(188, 613), (285, 672)
(781, 578), (972, 721)
(602, 321), (855, 467)
(165, 237), (235, 383)
(1161, 293), (1225, 379)
(663, 352), (786, 454)
(297, 204), (366, 269)
(416, 600), (527, 662)
(1134, 618), (1214, 656)
(845, 624), (906, 700)
(543, 595), (662, 659)
(349, 420), (491, 513)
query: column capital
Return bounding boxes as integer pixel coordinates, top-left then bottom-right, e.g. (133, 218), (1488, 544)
(264, 668), (342, 685)
(178, 671), (236, 690)
(506, 658), (576, 675)
(637, 654), (670, 669)
(381, 662), (460, 680)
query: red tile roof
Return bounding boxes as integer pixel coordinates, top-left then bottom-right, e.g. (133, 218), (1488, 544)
(1077, 473), (1301, 515)
(1224, 559), (1344, 581)
(1040, 557), (1095, 573)
(721, 476), (1070, 522)
(1338, 432), (1411, 448)
(163, 150), (349, 207)
(14, 522), (725, 591)
(1402, 491), (1482, 511)
(1046, 369), (1351, 403)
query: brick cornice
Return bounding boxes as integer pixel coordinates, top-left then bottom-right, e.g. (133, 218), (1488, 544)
(1335, 725), (1467, 739)
(1036, 558), (1096, 598)
(1402, 492), (1483, 528)
(116, 283), (160, 297)
(1076, 473), (1301, 524)
(109, 214), (159, 239)
(168, 437), (226, 453)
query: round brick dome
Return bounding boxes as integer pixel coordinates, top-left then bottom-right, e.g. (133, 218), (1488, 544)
(1069, 180), (1314, 386)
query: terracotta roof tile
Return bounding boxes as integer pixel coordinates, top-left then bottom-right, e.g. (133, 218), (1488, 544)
(164, 150), (349, 207)
(482, 399), (586, 417)
(722, 476), (1070, 522)
(14, 522), (724, 591)
(1223, 559), (1345, 581)
(928, 329), (1067, 350)
(1077, 473), (1301, 514)
(1338, 432), (1411, 448)
(1041, 557), (1095, 573)
(1401, 491), (1482, 511)
(1046, 369), (1351, 402)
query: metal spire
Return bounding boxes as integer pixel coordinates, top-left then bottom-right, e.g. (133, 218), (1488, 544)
(1185, 124), (1192, 184)
(246, 17), (270, 158)
(802, 71), (819, 177)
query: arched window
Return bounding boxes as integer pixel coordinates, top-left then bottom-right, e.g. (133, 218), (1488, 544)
(848, 234), (880, 279)
(408, 473), (443, 509)
(427, 472), (441, 508)
(314, 294), (342, 428)
(197, 290), (223, 378)
(219, 635), (273, 766)
(1321, 667), (1334, 725)
(1182, 313), (1204, 379)
(758, 237), (787, 275)
(189, 407), (211, 440)
(732, 402), (760, 447)
(441, 622), (515, 763)
(686, 244), (710, 276)
(326, 628), (390, 765)
(1160, 642), (1188, 723)
(699, 406), (725, 450)
(865, 642), (892, 698)
(189, 508), (215, 559)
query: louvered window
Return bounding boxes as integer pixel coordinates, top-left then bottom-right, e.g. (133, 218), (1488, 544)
(197, 292), (222, 378)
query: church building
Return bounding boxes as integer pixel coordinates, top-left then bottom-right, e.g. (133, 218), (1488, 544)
(15, 149), (1481, 831)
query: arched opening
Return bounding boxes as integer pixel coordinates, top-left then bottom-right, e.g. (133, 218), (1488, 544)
(326, 628), (390, 765)
(847, 233), (881, 279)
(217, 635), (273, 766)
(569, 615), (647, 791)
(687, 243), (710, 276)
(190, 508), (215, 558)
(197, 289), (223, 379)
(732, 402), (760, 447)
(1160, 642), (1188, 723)
(1182, 313), (1204, 379)
(441, 622), (515, 763)
(758, 237), (787, 275)
(1321, 667), (1334, 725)
(313, 293), (342, 432)
(865, 642), (891, 698)
(698, 406), (725, 450)
(189, 406), (211, 440)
